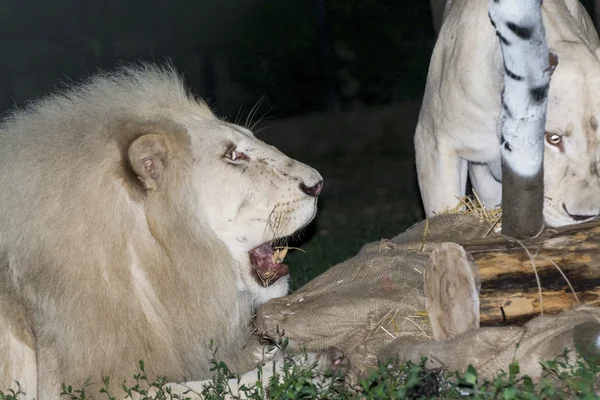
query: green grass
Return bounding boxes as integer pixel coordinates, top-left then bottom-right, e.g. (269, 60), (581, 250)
(5, 348), (599, 399)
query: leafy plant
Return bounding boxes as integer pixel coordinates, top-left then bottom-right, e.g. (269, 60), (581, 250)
(4, 348), (599, 399)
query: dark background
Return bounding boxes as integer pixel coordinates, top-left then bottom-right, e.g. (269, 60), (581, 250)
(0, 0), (435, 116)
(1, 1), (596, 117)
(0, 0), (597, 287)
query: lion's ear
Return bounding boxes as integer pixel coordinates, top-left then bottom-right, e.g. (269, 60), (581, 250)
(128, 134), (169, 191)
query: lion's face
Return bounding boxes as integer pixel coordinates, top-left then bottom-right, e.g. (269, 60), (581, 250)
(186, 117), (322, 303)
(543, 44), (600, 227)
(0, 65), (323, 395)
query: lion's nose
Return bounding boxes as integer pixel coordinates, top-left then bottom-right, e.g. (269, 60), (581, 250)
(563, 203), (599, 221)
(299, 180), (323, 197)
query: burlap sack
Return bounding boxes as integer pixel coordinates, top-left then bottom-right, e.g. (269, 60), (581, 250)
(380, 305), (600, 379)
(256, 214), (600, 382)
(255, 214), (493, 381)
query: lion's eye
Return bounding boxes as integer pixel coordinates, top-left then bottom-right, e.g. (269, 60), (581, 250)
(545, 132), (562, 146)
(224, 146), (249, 163)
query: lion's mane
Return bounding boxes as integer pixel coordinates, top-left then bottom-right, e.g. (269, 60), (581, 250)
(0, 65), (259, 393)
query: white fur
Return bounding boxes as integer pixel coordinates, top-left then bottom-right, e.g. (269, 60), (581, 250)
(129, 246), (171, 342)
(0, 331), (37, 399)
(0, 64), (324, 398)
(415, 0), (600, 226)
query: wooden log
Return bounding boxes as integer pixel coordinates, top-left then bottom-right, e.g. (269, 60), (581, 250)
(425, 243), (480, 340)
(425, 221), (600, 331)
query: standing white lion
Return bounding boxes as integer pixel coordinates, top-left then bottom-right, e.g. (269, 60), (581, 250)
(415, 0), (600, 226)
(0, 65), (324, 398)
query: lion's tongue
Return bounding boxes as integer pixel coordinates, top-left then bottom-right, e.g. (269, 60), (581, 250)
(249, 243), (289, 287)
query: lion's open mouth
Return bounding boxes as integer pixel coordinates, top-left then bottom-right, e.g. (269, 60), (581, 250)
(249, 243), (290, 287)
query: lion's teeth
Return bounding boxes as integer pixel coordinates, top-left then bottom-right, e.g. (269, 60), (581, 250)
(271, 249), (280, 264)
(270, 247), (289, 264)
(278, 247), (288, 261)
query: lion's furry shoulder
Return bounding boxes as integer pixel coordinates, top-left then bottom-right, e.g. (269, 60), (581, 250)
(0, 62), (324, 396)
(0, 64), (251, 386)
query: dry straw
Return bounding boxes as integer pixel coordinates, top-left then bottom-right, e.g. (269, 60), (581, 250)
(444, 191), (503, 236)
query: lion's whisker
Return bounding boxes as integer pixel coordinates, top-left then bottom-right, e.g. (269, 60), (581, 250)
(234, 106), (244, 126)
(250, 105), (274, 133)
(245, 96), (264, 130)
(263, 207), (281, 243)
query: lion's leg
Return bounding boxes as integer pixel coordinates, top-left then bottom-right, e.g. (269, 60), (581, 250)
(165, 347), (344, 399)
(36, 348), (65, 399)
(163, 345), (280, 399)
(0, 278), (38, 399)
(468, 162), (502, 209)
(0, 327), (37, 399)
(415, 129), (468, 216)
(226, 349), (343, 393)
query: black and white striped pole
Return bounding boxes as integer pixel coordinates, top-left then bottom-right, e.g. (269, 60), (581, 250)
(489, 0), (556, 238)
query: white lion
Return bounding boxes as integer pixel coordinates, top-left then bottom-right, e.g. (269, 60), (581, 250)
(415, 0), (600, 226)
(0, 65), (325, 398)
